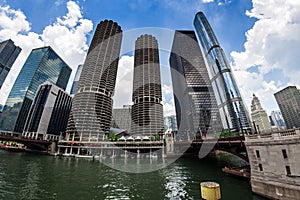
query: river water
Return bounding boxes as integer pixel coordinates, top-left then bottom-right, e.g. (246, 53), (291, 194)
(0, 150), (267, 200)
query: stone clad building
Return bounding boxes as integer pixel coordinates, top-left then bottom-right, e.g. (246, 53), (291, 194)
(251, 94), (271, 133)
(245, 129), (300, 199)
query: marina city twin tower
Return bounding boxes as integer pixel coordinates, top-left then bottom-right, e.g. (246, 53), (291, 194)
(65, 20), (164, 143)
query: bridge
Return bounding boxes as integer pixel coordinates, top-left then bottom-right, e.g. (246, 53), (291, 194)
(0, 131), (59, 152)
(0, 130), (247, 160)
(173, 136), (247, 161)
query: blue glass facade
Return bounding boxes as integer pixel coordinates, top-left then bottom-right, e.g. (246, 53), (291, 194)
(194, 12), (251, 133)
(70, 64), (83, 95)
(0, 46), (71, 132)
(0, 39), (21, 88)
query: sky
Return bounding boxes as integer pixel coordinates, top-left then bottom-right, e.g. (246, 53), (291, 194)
(0, 0), (299, 118)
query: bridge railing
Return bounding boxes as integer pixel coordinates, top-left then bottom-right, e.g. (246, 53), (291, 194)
(0, 130), (21, 137)
(246, 128), (300, 141)
(22, 132), (60, 141)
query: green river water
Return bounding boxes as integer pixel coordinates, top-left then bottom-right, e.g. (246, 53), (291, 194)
(0, 150), (267, 200)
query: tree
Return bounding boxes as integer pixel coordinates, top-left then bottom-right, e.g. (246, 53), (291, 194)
(108, 133), (116, 141)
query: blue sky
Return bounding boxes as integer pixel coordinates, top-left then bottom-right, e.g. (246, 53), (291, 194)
(0, 0), (300, 117)
(9, 0), (254, 53)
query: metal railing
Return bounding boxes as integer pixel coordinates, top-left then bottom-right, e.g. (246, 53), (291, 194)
(0, 130), (59, 142)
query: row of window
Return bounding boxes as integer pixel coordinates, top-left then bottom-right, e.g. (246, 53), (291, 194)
(256, 149), (291, 175)
(256, 149), (288, 159)
(258, 163), (291, 176)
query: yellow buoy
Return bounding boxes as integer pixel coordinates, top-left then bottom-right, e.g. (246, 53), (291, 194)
(200, 181), (221, 200)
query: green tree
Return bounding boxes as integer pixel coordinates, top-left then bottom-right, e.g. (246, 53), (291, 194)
(108, 133), (116, 141)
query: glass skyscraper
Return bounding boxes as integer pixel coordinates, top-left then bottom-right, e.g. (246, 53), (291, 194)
(274, 86), (300, 129)
(170, 30), (222, 139)
(270, 110), (286, 130)
(66, 20), (122, 142)
(0, 39), (22, 89)
(0, 46), (71, 132)
(131, 34), (164, 136)
(164, 115), (177, 132)
(70, 64), (83, 95)
(194, 12), (251, 134)
(23, 82), (72, 135)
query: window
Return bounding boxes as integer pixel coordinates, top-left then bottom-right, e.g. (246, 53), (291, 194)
(256, 150), (260, 158)
(282, 149), (288, 159)
(286, 166), (291, 176)
(259, 164), (263, 171)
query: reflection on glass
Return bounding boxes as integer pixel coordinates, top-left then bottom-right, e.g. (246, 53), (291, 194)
(0, 46), (71, 132)
(194, 12), (251, 133)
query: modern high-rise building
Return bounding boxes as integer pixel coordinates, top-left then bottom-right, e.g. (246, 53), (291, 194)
(0, 39), (22, 89)
(270, 110), (286, 130)
(251, 94), (271, 133)
(111, 105), (132, 132)
(169, 30), (222, 139)
(66, 20), (122, 142)
(70, 64), (83, 95)
(131, 34), (164, 136)
(23, 82), (72, 135)
(0, 46), (71, 132)
(164, 115), (178, 132)
(194, 12), (251, 134)
(274, 86), (300, 129)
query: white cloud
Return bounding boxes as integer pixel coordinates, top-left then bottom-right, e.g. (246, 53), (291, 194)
(162, 84), (175, 116)
(113, 55), (134, 108)
(217, 0), (232, 6)
(230, 0), (300, 114)
(0, 6), (30, 38)
(202, 0), (214, 3)
(0, 1), (93, 105)
(162, 84), (173, 94)
(233, 70), (279, 115)
(163, 97), (175, 117)
(56, 1), (82, 28)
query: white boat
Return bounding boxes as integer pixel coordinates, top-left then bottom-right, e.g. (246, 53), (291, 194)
(150, 153), (158, 159)
(62, 153), (75, 157)
(74, 154), (94, 159)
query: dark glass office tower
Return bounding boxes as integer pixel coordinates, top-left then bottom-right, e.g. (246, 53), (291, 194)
(0, 46), (71, 132)
(0, 39), (22, 88)
(66, 20), (122, 142)
(131, 34), (164, 136)
(194, 12), (251, 134)
(70, 64), (83, 95)
(274, 86), (300, 129)
(23, 82), (72, 135)
(170, 30), (222, 139)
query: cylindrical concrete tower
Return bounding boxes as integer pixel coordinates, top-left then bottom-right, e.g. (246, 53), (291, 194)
(131, 34), (164, 136)
(66, 20), (122, 142)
